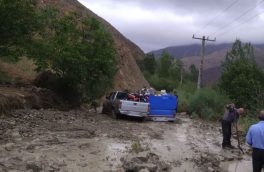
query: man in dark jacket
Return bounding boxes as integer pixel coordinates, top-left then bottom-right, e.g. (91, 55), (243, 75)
(246, 110), (264, 172)
(221, 103), (244, 149)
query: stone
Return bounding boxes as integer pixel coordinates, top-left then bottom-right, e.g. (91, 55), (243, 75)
(208, 166), (214, 172)
(139, 168), (150, 172)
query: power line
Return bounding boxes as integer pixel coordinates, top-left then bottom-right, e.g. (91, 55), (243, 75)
(195, 0), (241, 35)
(211, 0), (264, 36)
(215, 12), (264, 37)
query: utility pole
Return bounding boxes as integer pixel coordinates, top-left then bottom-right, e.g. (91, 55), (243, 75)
(192, 35), (216, 89)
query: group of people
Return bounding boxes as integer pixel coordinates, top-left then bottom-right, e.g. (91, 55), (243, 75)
(221, 103), (264, 172)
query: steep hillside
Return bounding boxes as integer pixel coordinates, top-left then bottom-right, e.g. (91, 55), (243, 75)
(1, 0), (148, 92)
(38, 0), (149, 91)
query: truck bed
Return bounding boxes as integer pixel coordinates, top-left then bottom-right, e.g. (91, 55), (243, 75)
(118, 100), (149, 117)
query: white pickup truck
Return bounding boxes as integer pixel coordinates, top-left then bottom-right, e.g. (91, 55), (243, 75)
(102, 91), (149, 119)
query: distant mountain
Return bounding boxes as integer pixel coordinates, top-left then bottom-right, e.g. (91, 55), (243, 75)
(149, 43), (232, 59)
(150, 43), (264, 59)
(150, 43), (264, 85)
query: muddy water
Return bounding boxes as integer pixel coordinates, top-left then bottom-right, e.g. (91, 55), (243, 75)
(145, 115), (254, 172)
(221, 158), (252, 172)
(0, 133), (130, 171)
(145, 118), (199, 171)
(0, 110), (255, 172)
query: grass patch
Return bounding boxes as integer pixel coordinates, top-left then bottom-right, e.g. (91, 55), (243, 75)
(131, 141), (142, 154)
(0, 57), (36, 84)
(0, 94), (24, 116)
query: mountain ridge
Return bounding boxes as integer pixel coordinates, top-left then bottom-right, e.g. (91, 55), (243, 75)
(150, 43), (264, 59)
(150, 43), (264, 85)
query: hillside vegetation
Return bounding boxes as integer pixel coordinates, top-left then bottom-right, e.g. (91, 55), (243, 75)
(0, 0), (151, 107)
(140, 40), (264, 126)
(0, 0), (117, 104)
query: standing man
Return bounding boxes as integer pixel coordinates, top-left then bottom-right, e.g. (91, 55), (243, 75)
(246, 110), (264, 172)
(221, 103), (245, 149)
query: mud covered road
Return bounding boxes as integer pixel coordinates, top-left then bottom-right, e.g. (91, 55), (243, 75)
(0, 109), (253, 172)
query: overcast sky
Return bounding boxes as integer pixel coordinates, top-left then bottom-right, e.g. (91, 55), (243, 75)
(78, 0), (264, 52)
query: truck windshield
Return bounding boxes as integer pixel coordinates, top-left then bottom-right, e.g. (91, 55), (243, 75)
(116, 92), (128, 100)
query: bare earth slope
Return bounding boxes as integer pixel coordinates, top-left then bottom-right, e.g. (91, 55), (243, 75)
(38, 0), (149, 91)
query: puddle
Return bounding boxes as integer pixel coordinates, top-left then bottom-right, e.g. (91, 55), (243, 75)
(107, 142), (128, 152)
(105, 142), (130, 167)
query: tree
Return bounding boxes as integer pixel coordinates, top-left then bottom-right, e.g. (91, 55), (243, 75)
(219, 40), (264, 109)
(143, 53), (156, 74)
(0, 1), (117, 103)
(0, 0), (38, 61)
(188, 64), (199, 82)
(30, 10), (117, 102)
(168, 59), (183, 83)
(158, 52), (172, 77)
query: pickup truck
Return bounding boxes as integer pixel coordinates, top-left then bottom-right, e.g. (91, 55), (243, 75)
(102, 91), (150, 119)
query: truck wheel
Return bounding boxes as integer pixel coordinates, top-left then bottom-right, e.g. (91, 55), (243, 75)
(101, 108), (106, 114)
(139, 117), (145, 122)
(112, 109), (119, 119)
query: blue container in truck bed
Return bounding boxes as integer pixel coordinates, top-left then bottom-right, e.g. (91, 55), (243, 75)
(148, 95), (178, 121)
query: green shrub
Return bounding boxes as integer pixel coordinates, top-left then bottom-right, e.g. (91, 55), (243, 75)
(175, 82), (196, 112)
(200, 106), (215, 119)
(148, 75), (176, 92)
(191, 112), (199, 119)
(131, 141), (142, 154)
(240, 115), (258, 133)
(0, 70), (13, 84)
(188, 88), (229, 120)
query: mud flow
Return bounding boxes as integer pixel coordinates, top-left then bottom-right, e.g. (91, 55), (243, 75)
(0, 110), (253, 172)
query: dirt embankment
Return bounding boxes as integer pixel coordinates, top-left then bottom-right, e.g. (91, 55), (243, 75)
(0, 109), (253, 172)
(0, 86), (65, 115)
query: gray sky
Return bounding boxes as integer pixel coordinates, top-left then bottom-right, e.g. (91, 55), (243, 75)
(78, 0), (264, 52)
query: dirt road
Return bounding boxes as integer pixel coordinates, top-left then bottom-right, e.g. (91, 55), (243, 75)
(0, 109), (253, 172)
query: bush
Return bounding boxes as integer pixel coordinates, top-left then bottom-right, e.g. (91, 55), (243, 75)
(240, 115), (258, 134)
(148, 75), (176, 92)
(175, 82), (196, 112)
(0, 70), (13, 84)
(188, 88), (230, 120)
